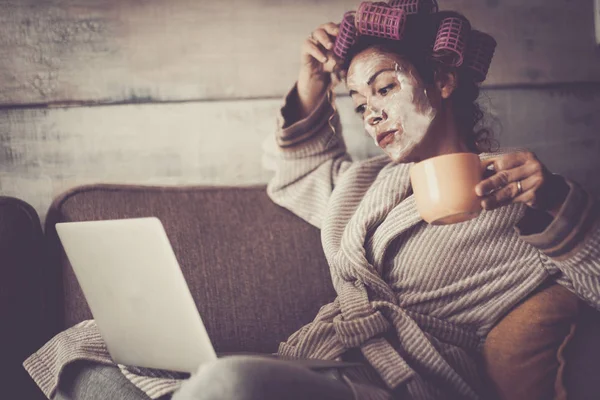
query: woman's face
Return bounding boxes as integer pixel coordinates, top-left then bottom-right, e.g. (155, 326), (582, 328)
(346, 47), (438, 163)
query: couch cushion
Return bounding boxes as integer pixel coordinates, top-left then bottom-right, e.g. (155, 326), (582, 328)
(0, 197), (47, 399)
(45, 184), (336, 354)
(482, 281), (600, 400)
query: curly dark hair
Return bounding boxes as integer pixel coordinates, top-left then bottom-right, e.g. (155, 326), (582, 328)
(341, 11), (496, 153)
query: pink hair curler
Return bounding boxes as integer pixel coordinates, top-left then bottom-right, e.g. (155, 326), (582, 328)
(355, 1), (407, 40)
(388, 0), (438, 14)
(333, 12), (358, 60)
(464, 30), (497, 82)
(432, 16), (471, 67)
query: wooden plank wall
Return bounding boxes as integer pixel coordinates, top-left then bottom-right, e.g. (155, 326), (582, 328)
(1, 0), (599, 221)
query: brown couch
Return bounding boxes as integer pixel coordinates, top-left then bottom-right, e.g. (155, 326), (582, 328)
(5, 184), (338, 399)
(3, 184), (600, 399)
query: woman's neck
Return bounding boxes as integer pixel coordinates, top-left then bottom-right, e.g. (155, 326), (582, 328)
(411, 102), (471, 162)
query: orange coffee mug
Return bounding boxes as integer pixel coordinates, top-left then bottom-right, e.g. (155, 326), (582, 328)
(410, 152), (484, 225)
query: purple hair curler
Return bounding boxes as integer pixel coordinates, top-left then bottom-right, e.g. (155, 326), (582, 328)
(355, 1), (407, 40)
(432, 16), (471, 67)
(464, 30), (497, 82)
(388, 0), (438, 14)
(333, 12), (358, 60)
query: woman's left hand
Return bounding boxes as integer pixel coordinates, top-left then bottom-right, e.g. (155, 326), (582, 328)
(475, 151), (570, 217)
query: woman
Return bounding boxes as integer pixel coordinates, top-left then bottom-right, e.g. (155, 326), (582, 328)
(174, 7), (600, 400)
(26, 3), (599, 400)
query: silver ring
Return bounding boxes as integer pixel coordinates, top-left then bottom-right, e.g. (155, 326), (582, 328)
(516, 180), (523, 195)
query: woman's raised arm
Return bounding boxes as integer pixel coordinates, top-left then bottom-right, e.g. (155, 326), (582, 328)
(265, 23), (352, 229)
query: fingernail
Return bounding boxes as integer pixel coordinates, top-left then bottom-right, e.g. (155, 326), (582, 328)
(322, 56), (328, 62)
(327, 42), (333, 49)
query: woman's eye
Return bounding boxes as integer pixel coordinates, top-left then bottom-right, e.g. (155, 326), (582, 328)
(354, 104), (366, 115)
(378, 84), (395, 96)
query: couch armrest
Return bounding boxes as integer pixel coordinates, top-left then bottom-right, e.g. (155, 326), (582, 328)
(0, 196), (47, 399)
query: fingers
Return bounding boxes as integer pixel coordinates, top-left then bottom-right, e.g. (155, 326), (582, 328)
(300, 23), (341, 78)
(322, 56), (340, 74)
(513, 187), (540, 208)
(320, 22), (340, 37)
(302, 39), (328, 63)
(480, 152), (531, 174)
(481, 174), (539, 210)
(312, 28), (335, 50)
(307, 23), (340, 57)
(476, 151), (550, 211)
(302, 24), (338, 64)
(475, 161), (541, 196)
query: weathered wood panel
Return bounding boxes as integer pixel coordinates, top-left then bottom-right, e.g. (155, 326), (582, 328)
(1, 0), (599, 106)
(0, 96), (373, 221)
(485, 86), (600, 191)
(1, 86), (599, 221)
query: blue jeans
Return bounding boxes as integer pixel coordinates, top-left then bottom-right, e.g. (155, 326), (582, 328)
(54, 357), (354, 400)
(173, 356), (354, 400)
(54, 361), (157, 400)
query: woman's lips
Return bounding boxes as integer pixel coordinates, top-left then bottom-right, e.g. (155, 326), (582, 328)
(377, 130), (397, 147)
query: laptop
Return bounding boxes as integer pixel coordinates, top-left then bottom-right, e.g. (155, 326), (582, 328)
(56, 217), (361, 374)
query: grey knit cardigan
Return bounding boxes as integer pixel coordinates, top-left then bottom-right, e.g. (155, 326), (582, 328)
(24, 86), (600, 400)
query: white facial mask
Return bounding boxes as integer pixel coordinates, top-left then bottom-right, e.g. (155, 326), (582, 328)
(380, 63), (436, 161)
(348, 54), (437, 163)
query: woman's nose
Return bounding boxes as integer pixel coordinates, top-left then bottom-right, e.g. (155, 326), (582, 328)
(366, 108), (387, 126)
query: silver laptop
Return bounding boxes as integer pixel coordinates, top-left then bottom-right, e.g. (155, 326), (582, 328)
(56, 217), (362, 374)
(56, 217), (217, 373)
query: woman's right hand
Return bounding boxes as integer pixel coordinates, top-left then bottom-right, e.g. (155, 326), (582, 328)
(297, 23), (341, 118)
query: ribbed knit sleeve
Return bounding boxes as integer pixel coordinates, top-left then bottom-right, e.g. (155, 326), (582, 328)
(22, 320), (113, 399)
(23, 320), (185, 399)
(266, 83), (353, 229)
(516, 180), (600, 309)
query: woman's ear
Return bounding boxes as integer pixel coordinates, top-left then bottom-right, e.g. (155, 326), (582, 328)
(434, 69), (458, 99)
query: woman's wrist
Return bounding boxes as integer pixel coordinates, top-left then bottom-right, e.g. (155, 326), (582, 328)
(297, 72), (331, 119)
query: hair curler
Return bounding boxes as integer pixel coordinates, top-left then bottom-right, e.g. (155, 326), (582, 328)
(355, 1), (407, 40)
(333, 12), (358, 60)
(464, 30), (497, 82)
(388, 0), (439, 14)
(432, 16), (471, 67)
